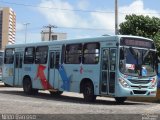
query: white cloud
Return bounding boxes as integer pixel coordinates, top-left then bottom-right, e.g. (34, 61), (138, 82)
(37, 0), (88, 28)
(90, 12), (115, 34)
(119, 0), (160, 23)
(15, 32), (41, 44)
(37, 0), (160, 36)
(91, 0), (160, 34)
(15, 22), (41, 44)
(77, 0), (89, 10)
(16, 23), (24, 32)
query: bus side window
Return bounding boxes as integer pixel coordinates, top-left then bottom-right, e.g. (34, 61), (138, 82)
(4, 48), (14, 64)
(35, 46), (48, 64)
(83, 42), (100, 64)
(24, 47), (35, 64)
(65, 44), (82, 64)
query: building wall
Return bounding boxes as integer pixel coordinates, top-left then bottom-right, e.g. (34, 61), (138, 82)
(0, 7), (16, 50)
(41, 31), (67, 41)
(0, 11), (2, 48)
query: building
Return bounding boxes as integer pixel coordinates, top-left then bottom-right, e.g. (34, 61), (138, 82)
(0, 7), (16, 50)
(41, 29), (67, 41)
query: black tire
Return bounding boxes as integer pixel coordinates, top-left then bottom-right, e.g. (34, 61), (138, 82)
(50, 91), (63, 96)
(83, 82), (96, 102)
(115, 97), (127, 104)
(23, 77), (33, 95)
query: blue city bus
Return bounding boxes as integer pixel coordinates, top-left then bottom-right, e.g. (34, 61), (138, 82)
(2, 35), (158, 103)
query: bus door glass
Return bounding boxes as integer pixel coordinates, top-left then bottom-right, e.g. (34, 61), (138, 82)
(101, 49), (109, 94)
(49, 51), (60, 89)
(101, 48), (116, 94)
(14, 52), (23, 86)
(109, 48), (116, 94)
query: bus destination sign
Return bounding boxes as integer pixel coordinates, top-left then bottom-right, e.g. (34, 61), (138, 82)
(120, 38), (155, 49)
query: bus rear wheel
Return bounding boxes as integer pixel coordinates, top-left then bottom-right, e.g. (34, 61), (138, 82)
(83, 82), (96, 102)
(23, 77), (35, 95)
(115, 97), (127, 104)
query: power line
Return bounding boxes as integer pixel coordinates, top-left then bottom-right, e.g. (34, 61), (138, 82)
(57, 26), (113, 31)
(17, 26), (114, 33)
(0, 0), (114, 14)
(0, 0), (159, 15)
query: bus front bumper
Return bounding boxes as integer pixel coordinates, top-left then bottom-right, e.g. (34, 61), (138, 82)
(115, 86), (157, 97)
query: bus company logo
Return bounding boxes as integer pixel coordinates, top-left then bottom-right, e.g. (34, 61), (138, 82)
(139, 85), (142, 89)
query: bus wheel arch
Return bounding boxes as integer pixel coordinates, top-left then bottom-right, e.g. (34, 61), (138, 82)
(80, 78), (96, 102)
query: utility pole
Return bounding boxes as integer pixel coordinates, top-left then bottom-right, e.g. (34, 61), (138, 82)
(115, 0), (118, 35)
(43, 24), (57, 41)
(23, 23), (30, 43)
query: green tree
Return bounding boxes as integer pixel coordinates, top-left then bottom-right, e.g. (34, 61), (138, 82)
(154, 32), (160, 56)
(119, 14), (160, 56)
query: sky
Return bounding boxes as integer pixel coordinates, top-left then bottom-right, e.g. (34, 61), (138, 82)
(0, 0), (160, 44)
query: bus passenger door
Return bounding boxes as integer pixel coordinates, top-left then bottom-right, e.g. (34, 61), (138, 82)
(14, 52), (23, 86)
(100, 48), (116, 95)
(49, 51), (60, 89)
(100, 49), (109, 94)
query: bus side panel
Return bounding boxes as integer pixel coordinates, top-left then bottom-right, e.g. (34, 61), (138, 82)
(2, 64), (14, 86)
(58, 64), (100, 95)
(59, 64), (80, 92)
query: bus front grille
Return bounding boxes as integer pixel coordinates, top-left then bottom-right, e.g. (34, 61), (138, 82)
(133, 90), (146, 94)
(131, 86), (148, 88)
(129, 80), (151, 84)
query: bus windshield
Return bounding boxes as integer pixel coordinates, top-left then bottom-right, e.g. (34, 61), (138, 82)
(119, 47), (156, 77)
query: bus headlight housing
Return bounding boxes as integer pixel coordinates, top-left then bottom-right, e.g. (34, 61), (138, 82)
(149, 78), (157, 89)
(119, 78), (130, 88)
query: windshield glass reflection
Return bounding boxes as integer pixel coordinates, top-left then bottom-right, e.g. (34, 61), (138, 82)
(119, 47), (156, 77)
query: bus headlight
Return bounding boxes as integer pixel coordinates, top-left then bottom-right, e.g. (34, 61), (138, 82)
(119, 78), (130, 88)
(149, 78), (157, 89)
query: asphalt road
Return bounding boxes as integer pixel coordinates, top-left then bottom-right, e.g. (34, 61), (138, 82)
(0, 82), (160, 120)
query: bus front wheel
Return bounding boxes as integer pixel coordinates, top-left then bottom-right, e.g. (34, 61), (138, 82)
(83, 82), (96, 102)
(115, 97), (127, 104)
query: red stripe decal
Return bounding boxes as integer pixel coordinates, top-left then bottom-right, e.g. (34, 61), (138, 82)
(36, 65), (52, 89)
